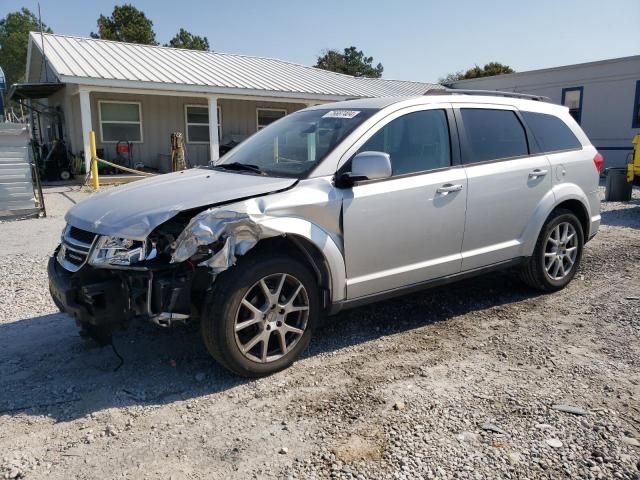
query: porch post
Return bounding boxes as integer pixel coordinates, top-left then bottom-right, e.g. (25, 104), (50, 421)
(207, 96), (219, 162)
(79, 88), (93, 174)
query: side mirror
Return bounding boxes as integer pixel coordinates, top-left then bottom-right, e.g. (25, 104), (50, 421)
(340, 151), (392, 185)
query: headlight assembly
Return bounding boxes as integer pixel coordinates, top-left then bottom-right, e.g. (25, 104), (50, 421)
(88, 236), (149, 267)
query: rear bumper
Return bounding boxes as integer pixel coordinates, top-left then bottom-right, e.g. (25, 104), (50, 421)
(588, 214), (601, 241)
(586, 189), (601, 242)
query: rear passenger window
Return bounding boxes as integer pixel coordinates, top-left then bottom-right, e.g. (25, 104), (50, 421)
(461, 109), (528, 163)
(521, 111), (582, 153)
(359, 109), (451, 175)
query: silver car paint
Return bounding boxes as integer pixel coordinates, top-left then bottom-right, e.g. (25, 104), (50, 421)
(343, 167), (468, 298)
(63, 95), (600, 306)
(64, 168), (297, 240)
(460, 152), (553, 270)
(171, 176), (349, 302)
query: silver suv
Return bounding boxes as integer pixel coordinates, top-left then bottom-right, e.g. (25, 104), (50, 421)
(49, 91), (602, 377)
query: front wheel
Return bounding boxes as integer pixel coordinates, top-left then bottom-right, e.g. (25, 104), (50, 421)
(519, 209), (584, 292)
(201, 253), (320, 377)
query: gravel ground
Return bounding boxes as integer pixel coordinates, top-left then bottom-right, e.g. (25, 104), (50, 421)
(0, 185), (639, 480)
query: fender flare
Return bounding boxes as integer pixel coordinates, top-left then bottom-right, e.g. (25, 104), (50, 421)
(520, 183), (591, 256)
(257, 216), (347, 303)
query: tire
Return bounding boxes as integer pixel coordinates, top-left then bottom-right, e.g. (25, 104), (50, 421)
(201, 253), (320, 377)
(519, 209), (584, 292)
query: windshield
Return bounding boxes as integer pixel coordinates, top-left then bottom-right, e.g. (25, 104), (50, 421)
(215, 108), (376, 177)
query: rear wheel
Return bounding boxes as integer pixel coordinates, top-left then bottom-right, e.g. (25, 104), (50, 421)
(201, 253), (320, 377)
(519, 209), (584, 292)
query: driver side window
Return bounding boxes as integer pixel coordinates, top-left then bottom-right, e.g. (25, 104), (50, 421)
(358, 109), (451, 176)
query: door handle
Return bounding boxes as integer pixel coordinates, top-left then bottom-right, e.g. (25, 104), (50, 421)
(528, 169), (548, 178)
(436, 183), (463, 194)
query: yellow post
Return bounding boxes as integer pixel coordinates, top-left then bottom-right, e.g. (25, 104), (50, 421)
(89, 130), (99, 190)
(629, 134), (640, 183)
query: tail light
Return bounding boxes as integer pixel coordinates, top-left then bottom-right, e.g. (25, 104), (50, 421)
(593, 152), (604, 174)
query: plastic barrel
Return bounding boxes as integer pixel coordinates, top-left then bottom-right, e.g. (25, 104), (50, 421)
(604, 167), (632, 201)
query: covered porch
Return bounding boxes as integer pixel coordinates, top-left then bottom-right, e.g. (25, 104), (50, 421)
(65, 86), (316, 174)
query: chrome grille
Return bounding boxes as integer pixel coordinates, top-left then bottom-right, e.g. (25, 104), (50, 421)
(57, 225), (97, 272)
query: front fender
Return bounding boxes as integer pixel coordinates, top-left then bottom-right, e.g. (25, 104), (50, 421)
(171, 204), (347, 303)
(257, 217), (347, 302)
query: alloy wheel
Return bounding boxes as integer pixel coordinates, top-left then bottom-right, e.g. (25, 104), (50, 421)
(544, 221), (578, 281)
(234, 273), (310, 363)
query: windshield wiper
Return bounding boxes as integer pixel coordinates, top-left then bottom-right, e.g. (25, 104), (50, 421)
(212, 162), (265, 175)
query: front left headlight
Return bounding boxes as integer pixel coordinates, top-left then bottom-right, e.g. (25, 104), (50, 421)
(88, 236), (148, 267)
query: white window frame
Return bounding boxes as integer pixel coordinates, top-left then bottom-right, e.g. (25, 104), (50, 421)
(98, 100), (143, 143)
(185, 104), (221, 144)
(256, 108), (287, 131)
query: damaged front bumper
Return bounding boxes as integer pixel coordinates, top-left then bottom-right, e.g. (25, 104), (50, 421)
(48, 248), (195, 333)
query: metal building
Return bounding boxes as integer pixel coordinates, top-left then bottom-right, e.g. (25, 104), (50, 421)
(449, 55), (640, 168)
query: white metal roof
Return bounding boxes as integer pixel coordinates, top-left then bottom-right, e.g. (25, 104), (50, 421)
(28, 33), (442, 101)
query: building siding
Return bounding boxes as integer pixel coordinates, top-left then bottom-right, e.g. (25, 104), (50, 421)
(69, 92), (307, 171)
(450, 56), (640, 168)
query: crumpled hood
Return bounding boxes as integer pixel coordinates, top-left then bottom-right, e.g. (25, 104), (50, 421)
(65, 168), (297, 239)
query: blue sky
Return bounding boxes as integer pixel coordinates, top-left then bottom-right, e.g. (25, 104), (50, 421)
(2, 0), (639, 82)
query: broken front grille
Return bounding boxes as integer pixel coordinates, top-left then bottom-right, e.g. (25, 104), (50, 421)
(57, 225), (97, 272)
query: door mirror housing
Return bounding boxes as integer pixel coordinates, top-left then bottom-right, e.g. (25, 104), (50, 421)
(340, 151), (392, 186)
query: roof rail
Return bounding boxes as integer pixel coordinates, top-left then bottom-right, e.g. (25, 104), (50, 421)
(425, 88), (550, 102)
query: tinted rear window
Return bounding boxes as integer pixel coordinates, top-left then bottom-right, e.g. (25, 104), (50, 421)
(461, 109), (528, 163)
(521, 111), (582, 153)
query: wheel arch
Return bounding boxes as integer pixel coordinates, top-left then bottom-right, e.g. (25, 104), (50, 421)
(521, 184), (591, 256)
(552, 199), (590, 240)
(251, 217), (347, 305)
(252, 235), (334, 310)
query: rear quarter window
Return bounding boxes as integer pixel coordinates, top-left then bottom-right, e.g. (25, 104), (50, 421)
(460, 109), (529, 163)
(521, 111), (582, 153)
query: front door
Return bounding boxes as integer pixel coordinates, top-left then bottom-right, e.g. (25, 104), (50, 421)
(341, 107), (468, 299)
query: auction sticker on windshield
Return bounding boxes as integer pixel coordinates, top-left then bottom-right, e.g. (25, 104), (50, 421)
(322, 110), (360, 119)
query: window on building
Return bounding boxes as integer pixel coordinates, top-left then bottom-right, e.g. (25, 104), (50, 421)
(460, 109), (529, 163)
(257, 108), (287, 130)
(561, 87), (583, 124)
(185, 105), (221, 143)
(358, 109), (451, 176)
(633, 80), (640, 129)
(521, 111), (582, 153)
(99, 101), (142, 142)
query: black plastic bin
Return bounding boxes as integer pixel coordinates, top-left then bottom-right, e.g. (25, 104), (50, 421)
(604, 167), (632, 202)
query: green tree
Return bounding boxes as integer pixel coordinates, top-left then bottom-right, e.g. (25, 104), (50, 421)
(439, 62), (515, 84)
(0, 8), (52, 88)
(166, 28), (210, 51)
(316, 46), (383, 78)
(90, 4), (157, 45)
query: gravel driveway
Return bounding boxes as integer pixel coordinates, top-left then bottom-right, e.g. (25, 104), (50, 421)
(0, 185), (639, 480)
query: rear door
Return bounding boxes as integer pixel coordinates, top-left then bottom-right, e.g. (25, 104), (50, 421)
(455, 105), (553, 270)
